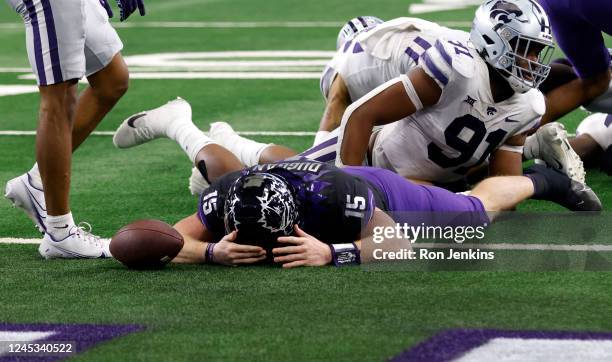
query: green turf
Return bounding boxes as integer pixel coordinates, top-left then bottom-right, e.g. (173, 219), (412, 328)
(2, 0), (612, 360)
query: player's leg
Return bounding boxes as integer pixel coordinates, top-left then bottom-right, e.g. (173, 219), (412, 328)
(208, 122), (297, 165)
(4, 0), (108, 258)
(572, 113), (612, 174)
(471, 165), (601, 214)
(72, 54), (129, 150)
(113, 98), (243, 193)
(37, 82), (78, 217)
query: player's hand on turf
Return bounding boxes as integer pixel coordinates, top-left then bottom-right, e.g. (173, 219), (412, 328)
(214, 231), (267, 266)
(115, 0), (146, 21)
(273, 225), (332, 268)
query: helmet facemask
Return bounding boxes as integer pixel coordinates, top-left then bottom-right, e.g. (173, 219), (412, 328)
(470, 0), (555, 94)
(495, 25), (554, 93)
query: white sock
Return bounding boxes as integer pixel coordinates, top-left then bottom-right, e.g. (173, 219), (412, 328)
(47, 212), (76, 241)
(166, 118), (216, 164)
(28, 163), (43, 189)
(213, 130), (270, 166)
(523, 134), (537, 160)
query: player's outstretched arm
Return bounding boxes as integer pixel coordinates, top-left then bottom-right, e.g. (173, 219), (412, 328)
(316, 76), (351, 142)
(541, 69), (611, 124)
(336, 68), (441, 166)
(172, 214), (266, 265)
(272, 208), (410, 268)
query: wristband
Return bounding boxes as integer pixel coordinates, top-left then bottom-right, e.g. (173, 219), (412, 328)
(205, 243), (216, 264)
(329, 242), (361, 267)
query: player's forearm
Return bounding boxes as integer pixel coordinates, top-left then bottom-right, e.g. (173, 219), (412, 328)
(488, 149), (523, 177)
(542, 70), (611, 124)
(172, 237), (208, 264)
(339, 110), (376, 165)
(319, 77), (351, 132)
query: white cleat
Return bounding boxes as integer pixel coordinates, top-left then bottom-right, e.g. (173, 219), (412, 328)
(189, 166), (209, 196)
(38, 222), (110, 259)
(113, 97), (192, 149)
(5, 173), (47, 233)
(524, 122), (586, 184)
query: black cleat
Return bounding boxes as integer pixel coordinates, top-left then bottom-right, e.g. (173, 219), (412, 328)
(562, 180), (602, 212)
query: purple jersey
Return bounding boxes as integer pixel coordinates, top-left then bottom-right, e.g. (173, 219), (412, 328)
(538, 0), (612, 78)
(199, 161), (380, 244)
(198, 161), (489, 243)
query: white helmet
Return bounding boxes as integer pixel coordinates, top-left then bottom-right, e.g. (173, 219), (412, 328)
(336, 16), (384, 50)
(470, 0), (554, 93)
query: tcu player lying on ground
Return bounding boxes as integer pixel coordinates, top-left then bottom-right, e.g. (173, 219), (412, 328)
(112, 101), (601, 268)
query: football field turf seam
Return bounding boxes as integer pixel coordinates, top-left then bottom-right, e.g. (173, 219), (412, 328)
(2, 238), (610, 251)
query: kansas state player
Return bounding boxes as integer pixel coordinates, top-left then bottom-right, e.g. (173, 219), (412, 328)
(201, 7), (580, 185)
(4, 0), (144, 259)
(537, 0), (612, 124)
(169, 158), (600, 267)
(335, 0), (553, 181)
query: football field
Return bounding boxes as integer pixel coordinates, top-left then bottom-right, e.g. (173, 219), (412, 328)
(2, 1), (612, 360)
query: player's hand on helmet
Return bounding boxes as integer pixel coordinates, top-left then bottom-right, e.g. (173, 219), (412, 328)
(115, 0), (146, 21)
(273, 225), (332, 268)
(213, 231), (267, 266)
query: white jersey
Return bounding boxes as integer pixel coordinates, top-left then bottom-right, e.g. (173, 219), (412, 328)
(370, 37), (544, 182)
(320, 17), (469, 101)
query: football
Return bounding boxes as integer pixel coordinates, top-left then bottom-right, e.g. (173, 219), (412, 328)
(110, 219), (184, 270)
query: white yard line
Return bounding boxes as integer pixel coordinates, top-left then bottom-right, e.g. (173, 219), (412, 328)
(0, 130), (317, 137)
(2, 237), (611, 252)
(0, 130), (577, 137)
(0, 20), (473, 30)
(413, 243), (612, 252)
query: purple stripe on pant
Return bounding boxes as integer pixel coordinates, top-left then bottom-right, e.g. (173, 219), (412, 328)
(298, 136), (338, 157)
(342, 166), (490, 227)
(23, 0), (46, 85)
(41, 0), (63, 83)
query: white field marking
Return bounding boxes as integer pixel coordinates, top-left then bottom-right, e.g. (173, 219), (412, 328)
(0, 331), (57, 356)
(409, 0), (482, 14)
(0, 67), (33, 73)
(15, 50), (335, 81)
(457, 338), (612, 362)
(413, 242), (612, 252)
(19, 72), (322, 80)
(1, 238), (609, 251)
(0, 131), (579, 137)
(0, 130), (317, 137)
(0, 20), (473, 30)
(0, 85), (38, 96)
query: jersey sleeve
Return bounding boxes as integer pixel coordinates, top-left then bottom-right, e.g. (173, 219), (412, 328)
(308, 170), (375, 244)
(419, 38), (476, 90)
(197, 171), (241, 236)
